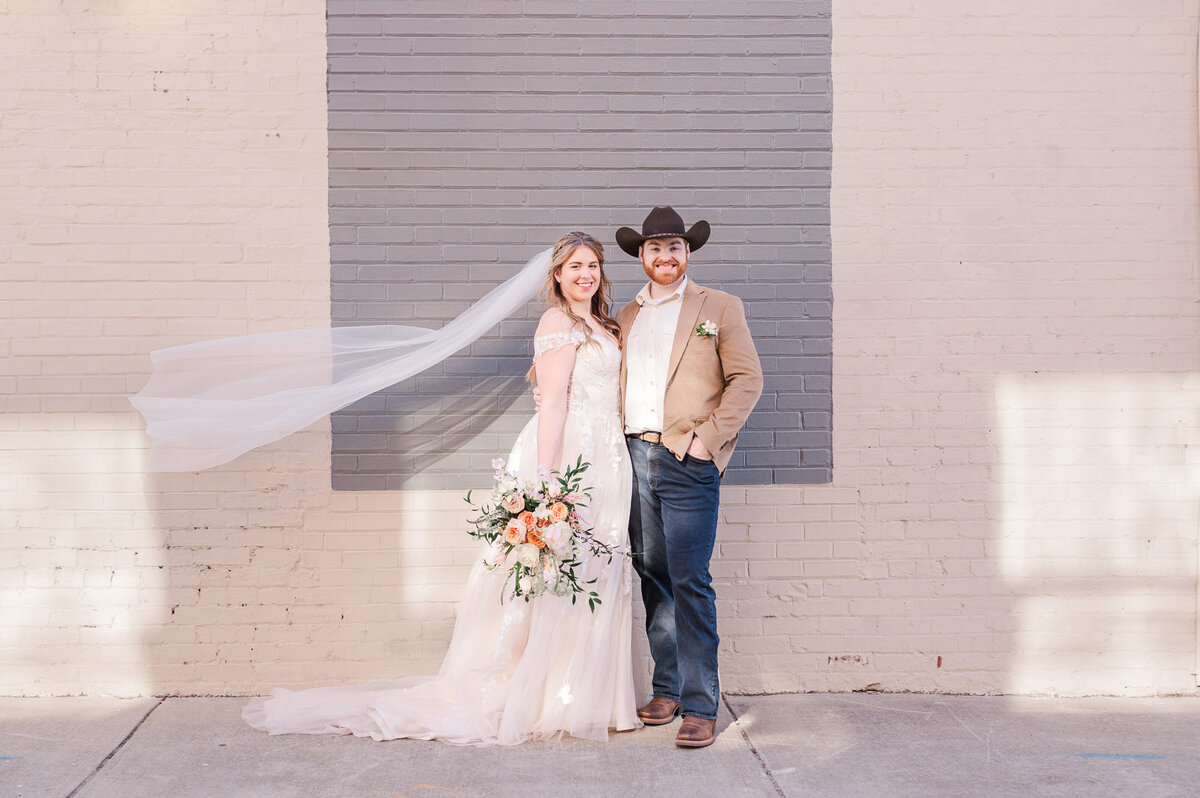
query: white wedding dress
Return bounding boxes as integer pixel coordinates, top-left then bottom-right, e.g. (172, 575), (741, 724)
(243, 330), (640, 745)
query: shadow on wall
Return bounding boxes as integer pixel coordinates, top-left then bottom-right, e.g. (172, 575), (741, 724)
(333, 367), (532, 491)
(995, 373), (1200, 696)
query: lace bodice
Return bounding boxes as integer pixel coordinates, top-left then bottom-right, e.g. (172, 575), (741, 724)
(533, 330), (586, 358)
(533, 331), (621, 420)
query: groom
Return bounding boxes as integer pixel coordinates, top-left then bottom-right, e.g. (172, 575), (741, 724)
(615, 207), (762, 748)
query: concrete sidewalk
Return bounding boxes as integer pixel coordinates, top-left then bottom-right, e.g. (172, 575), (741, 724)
(3, 694), (1199, 798)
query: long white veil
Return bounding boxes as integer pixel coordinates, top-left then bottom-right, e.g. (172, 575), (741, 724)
(130, 248), (552, 472)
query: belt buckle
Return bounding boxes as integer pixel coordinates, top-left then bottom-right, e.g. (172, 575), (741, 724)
(641, 431), (662, 444)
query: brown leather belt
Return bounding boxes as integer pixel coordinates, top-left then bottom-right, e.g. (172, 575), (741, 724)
(628, 431), (662, 444)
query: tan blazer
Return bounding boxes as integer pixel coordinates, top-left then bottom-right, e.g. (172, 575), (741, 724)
(618, 281), (763, 475)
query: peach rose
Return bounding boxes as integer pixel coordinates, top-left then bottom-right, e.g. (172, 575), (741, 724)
(527, 528), (546, 549)
(518, 510), (536, 532)
(549, 502), (569, 522)
(501, 494), (523, 514)
(502, 518), (526, 545)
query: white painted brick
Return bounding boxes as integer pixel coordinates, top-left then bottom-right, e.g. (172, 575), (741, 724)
(3, 0), (1199, 701)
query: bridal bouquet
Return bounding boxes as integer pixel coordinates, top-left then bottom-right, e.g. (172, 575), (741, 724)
(465, 455), (621, 612)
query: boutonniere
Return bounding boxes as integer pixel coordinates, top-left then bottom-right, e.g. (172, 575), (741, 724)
(695, 320), (719, 339)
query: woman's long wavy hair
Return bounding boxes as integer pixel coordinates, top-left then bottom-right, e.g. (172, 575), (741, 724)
(527, 231), (621, 385)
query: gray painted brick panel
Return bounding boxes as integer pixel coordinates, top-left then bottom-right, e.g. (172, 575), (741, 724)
(330, 1), (833, 488)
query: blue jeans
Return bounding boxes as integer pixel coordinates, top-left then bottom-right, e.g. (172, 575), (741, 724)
(627, 436), (722, 720)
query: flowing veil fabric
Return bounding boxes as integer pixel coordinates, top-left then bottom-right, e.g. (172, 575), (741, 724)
(130, 248), (552, 472)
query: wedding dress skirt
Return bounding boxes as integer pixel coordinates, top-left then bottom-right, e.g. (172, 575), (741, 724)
(243, 333), (640, 745)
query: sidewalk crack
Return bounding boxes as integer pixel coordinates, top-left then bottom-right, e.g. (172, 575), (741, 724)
(723, 695), (786, 797)
(65, 697), (164, 798)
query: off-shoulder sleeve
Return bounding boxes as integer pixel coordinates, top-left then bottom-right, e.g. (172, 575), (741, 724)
(533, 329), (587, 359)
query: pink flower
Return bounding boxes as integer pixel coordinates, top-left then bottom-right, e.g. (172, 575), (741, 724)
(501, 494), (523, 514)
(544, 521), (573, 557)
(485, 546), (507, 569)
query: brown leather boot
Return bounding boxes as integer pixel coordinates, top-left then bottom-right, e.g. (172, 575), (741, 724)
(675, 716), (716, 748)
(636, 697), (681, 726)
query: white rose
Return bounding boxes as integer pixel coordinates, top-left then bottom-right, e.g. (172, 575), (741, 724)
(518, 576), (532, 594)
(514, 543), (540, 569)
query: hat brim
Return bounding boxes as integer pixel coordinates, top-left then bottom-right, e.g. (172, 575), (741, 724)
(616, 220), (710, 258)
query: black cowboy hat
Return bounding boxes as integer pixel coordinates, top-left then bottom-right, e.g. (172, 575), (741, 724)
(615, 206), (711, 258)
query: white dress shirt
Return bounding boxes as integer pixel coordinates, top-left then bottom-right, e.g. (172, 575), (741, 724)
(624, 277), (688, 434)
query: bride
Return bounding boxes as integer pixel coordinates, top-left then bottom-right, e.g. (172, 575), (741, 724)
(242, 231), (641, 745)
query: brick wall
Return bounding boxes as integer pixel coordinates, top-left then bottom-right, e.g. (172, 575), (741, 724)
(0, 1), (337, 696)
(2, 1), (1198, 698)
(824, 0), (1200, 695)
(327, 0), (834, 488)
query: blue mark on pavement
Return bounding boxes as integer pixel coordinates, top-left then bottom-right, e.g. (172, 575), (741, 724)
(0, 757), (24, 760)
(1074, 753), (1165, 760)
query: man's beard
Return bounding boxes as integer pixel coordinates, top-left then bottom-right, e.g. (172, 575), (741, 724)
(648, 259), (683, 284)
